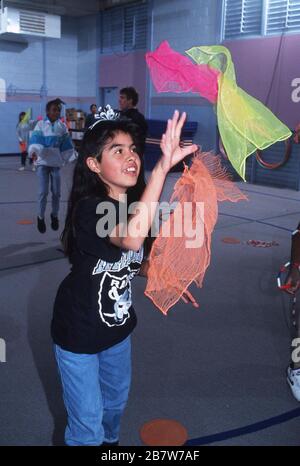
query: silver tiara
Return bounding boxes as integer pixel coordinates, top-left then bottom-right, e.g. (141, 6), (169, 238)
(89, 104), (120, 130)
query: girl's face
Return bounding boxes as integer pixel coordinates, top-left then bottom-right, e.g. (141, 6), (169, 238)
(87, 131), (141, 200)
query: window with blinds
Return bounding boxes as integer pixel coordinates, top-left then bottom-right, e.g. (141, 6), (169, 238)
(101, 8), (123, 53)
(101, 1), (148, 53)
(223, 0), (300, 39)
(267, 0), (300, 33)
(223, 0), (263, 38)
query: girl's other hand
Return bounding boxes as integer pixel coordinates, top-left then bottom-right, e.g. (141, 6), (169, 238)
(159, 110), (198, 175)
(181, 289), (199, 308)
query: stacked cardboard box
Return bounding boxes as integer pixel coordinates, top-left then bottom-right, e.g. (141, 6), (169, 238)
(66, 108), (85, 148)
(66, 108), (85, 130)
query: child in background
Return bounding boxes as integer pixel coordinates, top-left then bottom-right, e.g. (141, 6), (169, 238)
(119, 87), (148, 150)
(84, 103), (98, 129)
(51, 108), (198, 446)
(16, 111), (35, 172)
(28, 98), (77, 234)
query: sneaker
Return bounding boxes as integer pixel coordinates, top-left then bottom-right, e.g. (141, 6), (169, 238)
(51, 214), (59, 231)
(287, 366), (300, 401)
(18, 166), (25, 171)
(32, 166), (36, 172)
(37, 216), (46, 234)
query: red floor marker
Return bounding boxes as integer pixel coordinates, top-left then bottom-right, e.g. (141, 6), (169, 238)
(221, 237), (241, 244)
(140, 419), (188, 446)
(17, 219), (34, 225)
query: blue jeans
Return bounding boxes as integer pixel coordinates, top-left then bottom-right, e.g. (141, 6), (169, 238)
(37, 166), (61, 218)
(54, 337), (131, 446)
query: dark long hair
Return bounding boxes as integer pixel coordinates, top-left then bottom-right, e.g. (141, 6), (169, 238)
(61, 119), (150, 259)
(17, 112), (26, 125)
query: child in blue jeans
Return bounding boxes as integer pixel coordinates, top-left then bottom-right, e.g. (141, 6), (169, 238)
(28, 98), (77, 233)
(51, 107), (198, 446)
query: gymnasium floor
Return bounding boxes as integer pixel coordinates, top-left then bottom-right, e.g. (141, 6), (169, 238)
(0, 155), (300, 446)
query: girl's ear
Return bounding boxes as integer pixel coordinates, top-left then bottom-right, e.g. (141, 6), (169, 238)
(86, 156), (101, 174)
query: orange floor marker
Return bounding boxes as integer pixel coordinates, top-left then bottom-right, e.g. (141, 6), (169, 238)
(17, 219), (34, 225)
(140, 419), (188, 446)
(221, 237), (241, 244)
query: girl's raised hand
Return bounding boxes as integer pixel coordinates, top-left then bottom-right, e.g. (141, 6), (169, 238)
(159, 110), (198, 175)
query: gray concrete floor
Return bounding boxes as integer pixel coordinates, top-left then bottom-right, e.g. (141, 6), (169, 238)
(0, 156), (300, 446)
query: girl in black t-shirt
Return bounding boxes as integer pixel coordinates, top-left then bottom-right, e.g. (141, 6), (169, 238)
(51, 108), (198, 446)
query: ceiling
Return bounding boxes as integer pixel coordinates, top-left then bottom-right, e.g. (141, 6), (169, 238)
(2, 0), (140, 16)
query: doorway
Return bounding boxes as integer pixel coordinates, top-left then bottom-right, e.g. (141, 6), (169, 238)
(100, 87), (119, 111)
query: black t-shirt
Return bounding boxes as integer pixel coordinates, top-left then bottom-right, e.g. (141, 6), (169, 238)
(51, 197), (143, 354)
(120, 108), (148, 141)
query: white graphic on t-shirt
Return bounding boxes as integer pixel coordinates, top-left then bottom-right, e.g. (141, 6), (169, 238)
(112, 289), (131, 322)
(98, 272), (132, 327)
(92, 248), (143, 275)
